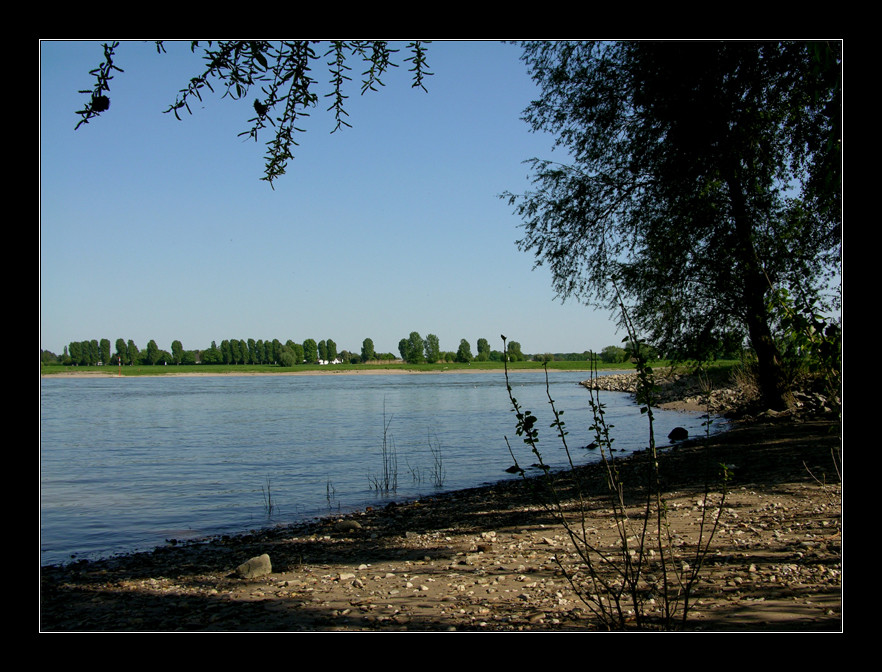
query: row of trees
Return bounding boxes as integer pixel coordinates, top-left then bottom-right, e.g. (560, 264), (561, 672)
(47, 338), (200, 366)
(45, 336), (402, 367)
(46, 335), (529, 367)
(395, 333), (526, 364)
(44, 332), (747, 368)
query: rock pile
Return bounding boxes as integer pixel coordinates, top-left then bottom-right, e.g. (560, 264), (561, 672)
(581, 372), (837, 420)
(581, 372), (750, 415)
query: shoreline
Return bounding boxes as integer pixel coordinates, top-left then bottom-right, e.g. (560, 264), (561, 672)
(40, 412), (842, 631)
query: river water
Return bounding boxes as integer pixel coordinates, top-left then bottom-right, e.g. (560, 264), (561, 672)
(40, 370), (722, 566)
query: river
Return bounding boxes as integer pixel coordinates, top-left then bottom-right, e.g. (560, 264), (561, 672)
(39, 370), (723, 566)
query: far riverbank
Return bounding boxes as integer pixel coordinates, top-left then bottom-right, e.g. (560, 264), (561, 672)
(40, 360), (738, 380)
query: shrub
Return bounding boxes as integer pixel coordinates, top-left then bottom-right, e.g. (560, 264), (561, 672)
(502, 315), (727, 630)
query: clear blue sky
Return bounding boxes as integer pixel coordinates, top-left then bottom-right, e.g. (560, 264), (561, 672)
(40, 40), (622, 358)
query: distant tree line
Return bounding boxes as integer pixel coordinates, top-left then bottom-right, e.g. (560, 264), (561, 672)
(42, 331), (745, 369)
(43, 336), (400, 367)
(394, 333), (527, 365)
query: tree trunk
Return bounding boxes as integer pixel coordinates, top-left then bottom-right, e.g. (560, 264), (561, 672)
(724, 163), (792, 411)
(743, 274), (793, 411)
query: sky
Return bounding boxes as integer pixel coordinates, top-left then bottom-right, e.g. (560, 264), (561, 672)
(40, 40), (624, 358)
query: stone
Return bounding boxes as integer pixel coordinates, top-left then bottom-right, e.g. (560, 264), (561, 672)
(235, 553), (272, 579)
(668, 427), (689, 441)
(334, 520), (362, 534)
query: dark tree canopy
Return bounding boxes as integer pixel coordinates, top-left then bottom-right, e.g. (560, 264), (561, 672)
(75, 40), (432, 186)
(506, 40), (841, 409)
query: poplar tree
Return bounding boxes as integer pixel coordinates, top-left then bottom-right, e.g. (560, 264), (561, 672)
(424, 334), (441, 363)
(361, 338), (376, 363)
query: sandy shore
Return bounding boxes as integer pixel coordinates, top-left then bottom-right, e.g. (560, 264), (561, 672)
(40, 410), (842, 632)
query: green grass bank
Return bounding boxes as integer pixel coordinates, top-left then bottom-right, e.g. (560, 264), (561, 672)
(40, 359), (741, 378)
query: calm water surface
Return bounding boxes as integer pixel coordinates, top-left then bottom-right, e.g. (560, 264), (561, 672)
(40, 371), (724, 566)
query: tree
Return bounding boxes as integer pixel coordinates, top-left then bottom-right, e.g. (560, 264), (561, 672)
(201, 341), (222, 364)
(361, 337), (376, 363)
(326, 339), (338, 363)
(506, 41), (841, 410)
(476, 337), (491, 362)
(424, 334), (441, 363)
(146, 339), (160, 365)
(99, 338), (111, 365)
(171, 339), (184, 364)
(75, 41), (432, 187)
(68, 341), (82, 366)
(115, 338), (127, 365)
(404, 332), (426, 364)
(507, 340), (524, 362)
(303, 338), (318, 364)
(456, 339), (473, 363)
(398, 332), (425, 364)
(409, 332), (426, 363)
(278, 346), (296, 367)
(127, 339), (139, 365)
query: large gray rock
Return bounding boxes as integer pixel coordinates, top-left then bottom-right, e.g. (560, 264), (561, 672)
(235, 553), (272, 579)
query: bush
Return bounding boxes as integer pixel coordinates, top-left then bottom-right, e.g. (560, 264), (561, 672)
(769, 288), (841, 414)
(502, 323), (727, 630)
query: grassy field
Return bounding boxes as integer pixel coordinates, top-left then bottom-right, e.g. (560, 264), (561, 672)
(40, 360), (740, 377)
